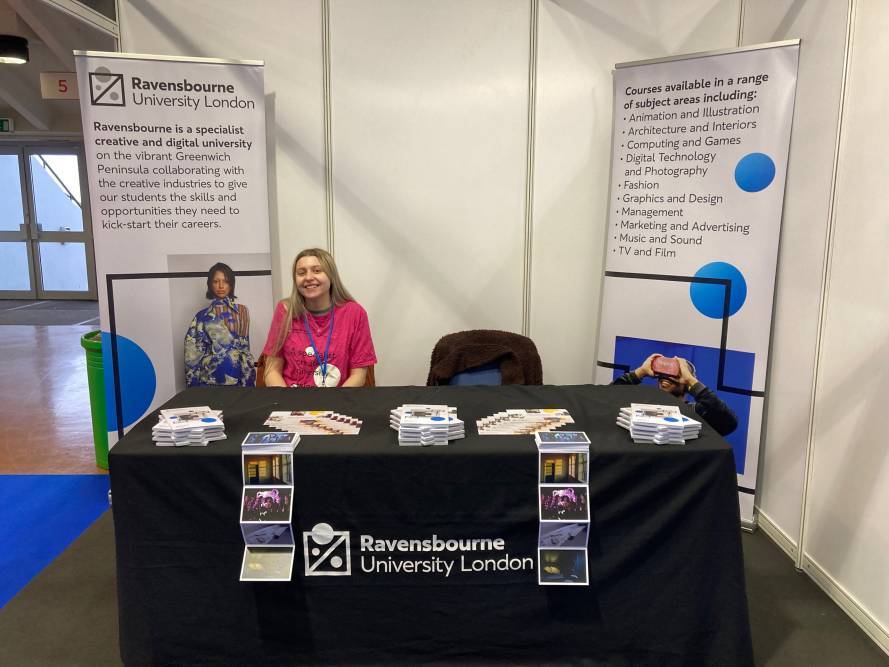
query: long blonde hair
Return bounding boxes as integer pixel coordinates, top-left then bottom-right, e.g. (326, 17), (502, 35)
(271, 248), (355, 354)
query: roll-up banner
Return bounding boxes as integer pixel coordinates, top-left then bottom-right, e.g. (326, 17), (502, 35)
(595, 41), (800, 525)
(75, 52), (274, 444)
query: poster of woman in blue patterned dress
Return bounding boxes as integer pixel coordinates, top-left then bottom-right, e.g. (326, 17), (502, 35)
(184, 263), (256, 386)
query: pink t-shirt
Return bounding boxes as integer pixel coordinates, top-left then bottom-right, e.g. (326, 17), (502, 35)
(263, 300), (376, 387)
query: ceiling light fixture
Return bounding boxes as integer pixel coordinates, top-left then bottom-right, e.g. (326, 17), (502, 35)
(0, 35), (29, 65)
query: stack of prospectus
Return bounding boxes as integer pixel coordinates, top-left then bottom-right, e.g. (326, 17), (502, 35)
(616, 403), (702, 444)
(389, 404), (464, 446)
(152, 406), (225, 446)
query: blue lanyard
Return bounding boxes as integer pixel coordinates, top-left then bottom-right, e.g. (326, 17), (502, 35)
(302, 306), (335, 382)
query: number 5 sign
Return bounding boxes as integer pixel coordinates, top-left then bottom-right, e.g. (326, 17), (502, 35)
(40, 72), (80, 100)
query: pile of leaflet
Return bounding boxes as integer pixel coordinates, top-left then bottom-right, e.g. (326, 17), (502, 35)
(389, 404), (464, 446)
(153, 406), (225, 446)
(264, 410), (361, 435)
(477, 409), (574, 435)
(616, 403), (701, 445)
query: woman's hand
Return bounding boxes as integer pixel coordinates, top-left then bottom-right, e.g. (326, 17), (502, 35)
(263, 356), (287, 387)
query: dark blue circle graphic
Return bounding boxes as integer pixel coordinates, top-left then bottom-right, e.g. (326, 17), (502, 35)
(689, 262), (747, 319)
(734, 152), (775, 192)
(430, 416), (446, 421)
(101, 332), (156, 431)
(200, 417), (217, 423)
(664, 417), (679, 422)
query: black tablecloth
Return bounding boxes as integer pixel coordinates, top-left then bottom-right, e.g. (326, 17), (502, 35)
(110, 384), (753, 666)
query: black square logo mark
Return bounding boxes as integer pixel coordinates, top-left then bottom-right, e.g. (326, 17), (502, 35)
(89, 72), (125, 106)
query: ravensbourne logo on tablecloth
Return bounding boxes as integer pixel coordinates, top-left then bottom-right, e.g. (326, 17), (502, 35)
(303, 523), (351, 576)
(303, 522), (534, 579)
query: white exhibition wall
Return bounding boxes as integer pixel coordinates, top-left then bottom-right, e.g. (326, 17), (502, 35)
(118, 0), (887, 652)
(329, 0), (530, 371)
(804, 0), (889, 643)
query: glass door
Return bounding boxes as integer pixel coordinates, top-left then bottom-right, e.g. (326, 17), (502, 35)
(0, 146), (37, 298)
(24, 146), (97, 299)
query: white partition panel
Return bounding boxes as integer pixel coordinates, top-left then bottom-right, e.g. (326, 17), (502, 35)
(329, 0), (531, 385)
(741, 0), (850, 551)
(805, 0), (889, 648)
(119, 0), (327, 298)
(532, 0), (740, 385)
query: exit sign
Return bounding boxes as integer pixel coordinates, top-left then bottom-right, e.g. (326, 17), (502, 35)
(0, 118), (13, 133)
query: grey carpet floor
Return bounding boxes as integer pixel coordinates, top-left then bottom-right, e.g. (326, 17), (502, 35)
(0, 511), (120, 666)
(0, 513), (885, 666)
(742, 529), (888, 666)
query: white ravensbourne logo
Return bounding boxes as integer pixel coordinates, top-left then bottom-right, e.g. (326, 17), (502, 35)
(303, 522), (351, 576)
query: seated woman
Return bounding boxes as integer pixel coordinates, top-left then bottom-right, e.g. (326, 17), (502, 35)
(263, 248), (376, 387)
(184, 262), (256, 386)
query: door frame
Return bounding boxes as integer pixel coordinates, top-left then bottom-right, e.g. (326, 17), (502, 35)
(0, 144), (38, 299)
(0, 141), (97, 300)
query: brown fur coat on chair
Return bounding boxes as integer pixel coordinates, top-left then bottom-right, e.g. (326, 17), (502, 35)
(426, 330), (543, 386)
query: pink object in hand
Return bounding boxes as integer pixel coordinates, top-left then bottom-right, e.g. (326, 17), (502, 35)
(651, 355), (680, 378)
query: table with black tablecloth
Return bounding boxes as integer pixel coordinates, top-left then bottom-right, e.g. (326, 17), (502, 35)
(109, 384), (753, 666)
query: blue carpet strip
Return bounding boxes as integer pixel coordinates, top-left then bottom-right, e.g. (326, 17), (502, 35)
(0, 474), (110, 608)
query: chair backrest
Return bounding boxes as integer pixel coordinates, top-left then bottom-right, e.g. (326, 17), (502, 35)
(427, 330), (542, 386)
(448, 361), (502, 386)
(255, 354), (267, 387)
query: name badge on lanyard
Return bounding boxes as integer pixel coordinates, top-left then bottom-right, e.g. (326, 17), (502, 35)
(313, 364), (341, 387)
(303, 307), (336, 386)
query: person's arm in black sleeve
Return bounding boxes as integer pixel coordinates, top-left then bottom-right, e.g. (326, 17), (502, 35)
(612, 371), (642, 385)
(688, 382), (738, 436)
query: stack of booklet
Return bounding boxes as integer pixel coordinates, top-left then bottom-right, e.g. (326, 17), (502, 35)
(534, 431), (591, 452)
(241, 431), (301, 452)
(616, 403), (702, 444)
(389, 404), (465, 446)
(152, 406), (226, 446)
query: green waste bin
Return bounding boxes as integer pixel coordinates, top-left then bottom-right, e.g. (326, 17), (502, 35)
(81, 330), (109, 470)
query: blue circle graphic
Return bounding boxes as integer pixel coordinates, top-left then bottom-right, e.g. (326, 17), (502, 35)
(101, 332), (156, 431)
(664, 417), (679, 422)
(689, 262), (747, 319)
(734, 152), (775, 192)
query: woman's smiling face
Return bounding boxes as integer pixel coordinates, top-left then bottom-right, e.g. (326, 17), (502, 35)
(295, 255), (331, 308)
